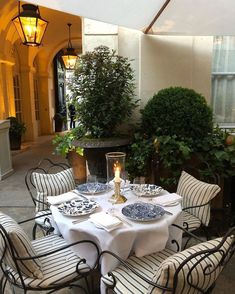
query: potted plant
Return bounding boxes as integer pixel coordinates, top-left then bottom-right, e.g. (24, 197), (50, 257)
(7, 117), (26, 150)
(67, 45), (138, 177)
(52, 126), (86, 183)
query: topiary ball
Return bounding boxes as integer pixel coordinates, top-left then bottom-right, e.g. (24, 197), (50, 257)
(141, 87), (213, 141)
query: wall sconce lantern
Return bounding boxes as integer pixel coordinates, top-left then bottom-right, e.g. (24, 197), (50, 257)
(12, 2), (48, 47)
(61, 23), (78, 70)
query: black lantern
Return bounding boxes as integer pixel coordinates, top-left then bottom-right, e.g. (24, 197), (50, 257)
(61, 23), (78, 70)
(12, 2), (48, 47)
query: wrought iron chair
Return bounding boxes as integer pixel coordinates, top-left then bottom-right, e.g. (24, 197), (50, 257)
(0, 212), (99, 294)
(176, 170), (221, 241)
(99, 226), (235, 294)
(25, 158), (73, 239)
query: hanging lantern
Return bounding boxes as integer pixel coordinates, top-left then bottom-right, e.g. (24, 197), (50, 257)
(12, 2), (48, 47)
(61, 23), (78, 70)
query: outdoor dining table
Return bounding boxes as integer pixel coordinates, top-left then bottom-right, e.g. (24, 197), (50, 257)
(50, 188), (182, 283)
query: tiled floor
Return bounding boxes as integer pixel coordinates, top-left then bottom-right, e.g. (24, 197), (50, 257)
(0, 135), (234, 293)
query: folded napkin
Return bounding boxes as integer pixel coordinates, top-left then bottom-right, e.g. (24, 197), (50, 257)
(153, 193), (182, 206)
(89, 212), (122, 232)
(47, 191), (78, 205)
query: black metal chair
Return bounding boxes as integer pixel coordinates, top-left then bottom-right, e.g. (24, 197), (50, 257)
(25, 158), (72, 239)
(0, 212), (99, 294)
(176, 170), (221, 242)
(99, 226), (235, 294)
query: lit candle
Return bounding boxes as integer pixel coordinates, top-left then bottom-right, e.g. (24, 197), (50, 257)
(114, 166), (121, 182)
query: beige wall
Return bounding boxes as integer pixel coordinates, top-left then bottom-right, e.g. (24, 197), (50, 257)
(140, 35), (213, 107)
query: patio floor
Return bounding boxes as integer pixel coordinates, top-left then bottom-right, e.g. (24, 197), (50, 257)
(0, 135), (234, 293)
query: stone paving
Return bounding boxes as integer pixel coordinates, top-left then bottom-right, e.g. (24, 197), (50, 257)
(0, 135), (234, 293)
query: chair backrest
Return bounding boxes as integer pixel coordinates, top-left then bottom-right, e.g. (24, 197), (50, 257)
(0, 213), (43, 289)
(25, 158), (71, 211)
(177, 170), (221, 226)
(152, 227), (235, 294)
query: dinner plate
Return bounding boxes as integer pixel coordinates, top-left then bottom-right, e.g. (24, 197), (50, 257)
(131, 184), (163, 197)
(58, 199), (99, 216)
(121, 202), (165, 222)
(76, 182), (110, 195)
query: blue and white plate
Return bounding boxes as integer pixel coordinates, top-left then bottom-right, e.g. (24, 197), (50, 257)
(121, 202), (165, 222)
(131, 184), (163, 197)
(76, 183), (110, 195)
(58, 199), (99, 216)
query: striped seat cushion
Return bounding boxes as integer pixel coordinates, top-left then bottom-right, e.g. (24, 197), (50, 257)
(0, 213), (43, 279)
(101, 248), (175, 293)
(152, 236), (234, 293)
(181, 211), (201, 231)
(7, 234), (91, 288)
(32, 168), (75, 211)
(177, 171), (221, 226)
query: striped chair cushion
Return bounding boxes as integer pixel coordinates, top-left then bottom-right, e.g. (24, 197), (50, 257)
(101, 248), (175, 294)
(0, 213), (43, 279)
(181, 211), (201, 231)
(7, 234), (90, 288)
(176, 171), (221, 226)
(152, 236), (234, 293)
(32, 168), (75, 211)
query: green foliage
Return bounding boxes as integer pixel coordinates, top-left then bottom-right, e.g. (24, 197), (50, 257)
(126, 132), (154, 179)
(68, 45), (137, 138)
(52, 126), (85, 157)
(141, 87), (213, 142)
(197, 127), (235, 179)
(7, 117), (26, 137)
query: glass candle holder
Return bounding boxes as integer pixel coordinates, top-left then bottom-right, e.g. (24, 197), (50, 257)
(105, 152), (126, 184)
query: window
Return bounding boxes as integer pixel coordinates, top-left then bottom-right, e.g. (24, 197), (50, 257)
(13, 75), (22, 122)
(33, 78), (40, 120)
(212, 36), (235, 127)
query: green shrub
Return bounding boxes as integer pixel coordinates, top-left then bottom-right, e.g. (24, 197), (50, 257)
(141, 87), (213, 142)
(67, 45), (138, 138)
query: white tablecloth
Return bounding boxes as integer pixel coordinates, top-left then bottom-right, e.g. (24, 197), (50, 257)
(50, 190), (182, 276)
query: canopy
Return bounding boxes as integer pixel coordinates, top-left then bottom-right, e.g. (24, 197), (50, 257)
(29, 0), (235, 35)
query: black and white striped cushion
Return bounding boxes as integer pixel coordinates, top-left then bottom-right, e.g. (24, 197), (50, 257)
(32, 168), (75, 211)
(7, 234), (90, 288)
(152, 237), (234, 293)
(182, 211), (201, 231)
(102, 248), (175, 293)
(177, 171), (221, 226)
(0, 213), (43, 279)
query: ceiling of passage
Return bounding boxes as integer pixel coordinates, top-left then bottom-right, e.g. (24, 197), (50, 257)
(29, 0), (235, 36)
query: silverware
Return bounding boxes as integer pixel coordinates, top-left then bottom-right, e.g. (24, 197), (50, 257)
(108, 213), (133, 227)
(72, 190), (89, 200)
(163, 209), (173, 216)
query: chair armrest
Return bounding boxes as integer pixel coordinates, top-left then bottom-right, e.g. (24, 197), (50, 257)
(17, 212), (52, 225)
(182, 200), (211, 211)
(171, 224), (204, 243)
(99, 251), (173, 292)
(15, 239), (99, 268)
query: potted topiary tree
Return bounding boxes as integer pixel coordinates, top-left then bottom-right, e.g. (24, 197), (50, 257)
(67, 45), (138, 177)
(7, 117), (26, 150)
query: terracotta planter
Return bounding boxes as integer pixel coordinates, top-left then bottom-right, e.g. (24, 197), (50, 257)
(67, 151), (86, 184)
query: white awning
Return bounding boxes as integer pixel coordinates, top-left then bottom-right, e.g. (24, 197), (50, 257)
(29, 0), (235, 35)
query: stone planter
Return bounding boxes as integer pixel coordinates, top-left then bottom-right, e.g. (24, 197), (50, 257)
(74, 137), (131, 179)
(67, 151), (87, 184)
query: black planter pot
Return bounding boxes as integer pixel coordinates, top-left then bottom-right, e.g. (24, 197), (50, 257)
(9, 135), (22, 150)
(74, 137), (131, 179)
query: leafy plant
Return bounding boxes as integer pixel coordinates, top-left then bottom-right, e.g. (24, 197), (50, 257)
(7, 116), (26, 137)
(52, 126), (85, 157)
(141, 87), (213, 143)
(67, 45), (138, 138)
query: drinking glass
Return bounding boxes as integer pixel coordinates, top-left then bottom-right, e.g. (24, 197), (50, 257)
(86, 175), (98, 196)
(133, 177), (145, 201)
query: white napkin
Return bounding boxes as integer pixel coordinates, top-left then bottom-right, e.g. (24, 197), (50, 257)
(153, 193), (182, 206)
(89, 212), (122, 232)
(47, 191), (78, 205)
